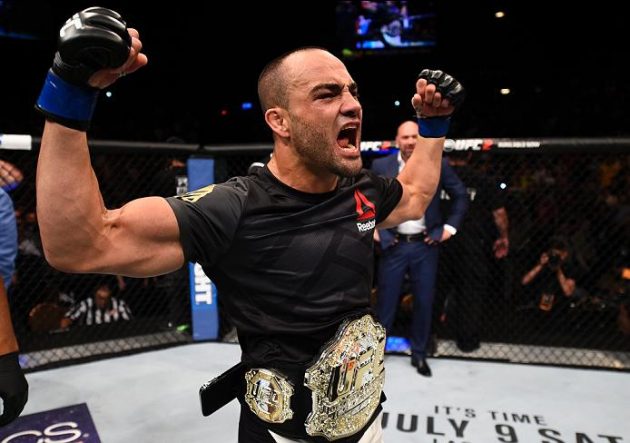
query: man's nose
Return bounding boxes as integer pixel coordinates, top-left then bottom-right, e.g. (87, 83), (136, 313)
(341, 92), (361, 116)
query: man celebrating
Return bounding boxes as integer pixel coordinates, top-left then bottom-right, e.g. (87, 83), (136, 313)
(34, 7), (464, 442)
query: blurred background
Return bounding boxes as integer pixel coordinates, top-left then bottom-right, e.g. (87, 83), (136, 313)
(1, 0), (628, 144)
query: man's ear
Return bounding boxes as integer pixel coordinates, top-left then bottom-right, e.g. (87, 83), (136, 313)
(265, 108), (289, 138)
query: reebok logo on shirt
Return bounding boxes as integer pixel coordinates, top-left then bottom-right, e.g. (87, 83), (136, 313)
(354, 189), (376, 232)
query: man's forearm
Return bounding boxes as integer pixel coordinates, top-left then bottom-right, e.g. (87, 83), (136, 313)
(522, 264), (542, 285)
(36, 122), (108, 270)
(396, 137), (443, 218)
(556, 268), (576, 296)
(0, 278), (18, 355)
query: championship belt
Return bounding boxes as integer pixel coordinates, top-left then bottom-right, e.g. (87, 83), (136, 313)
(242, 315), (386, 440)
(304, 314), (386, 440)
(244, 368), (295, 424)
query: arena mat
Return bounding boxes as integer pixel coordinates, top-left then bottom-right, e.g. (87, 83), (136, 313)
(5, 342), (628, 442)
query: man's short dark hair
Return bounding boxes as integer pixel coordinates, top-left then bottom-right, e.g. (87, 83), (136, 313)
(257, 46), (327, 113)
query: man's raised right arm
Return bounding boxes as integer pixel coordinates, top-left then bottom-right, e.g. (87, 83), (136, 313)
(36, 8), (183, 277)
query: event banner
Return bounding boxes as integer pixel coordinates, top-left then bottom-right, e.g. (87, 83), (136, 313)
(0, 403), (101, 442)
(380, 403), (626, 442)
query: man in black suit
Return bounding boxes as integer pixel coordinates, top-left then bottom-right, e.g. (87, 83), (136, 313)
(439, 151), (509, 353)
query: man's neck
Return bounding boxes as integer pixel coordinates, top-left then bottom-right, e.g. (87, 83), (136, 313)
(268, 152), (338, 194)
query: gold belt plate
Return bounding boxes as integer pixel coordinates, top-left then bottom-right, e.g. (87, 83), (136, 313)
(244, 368), (294, 423)
(304, 315), (386, 440)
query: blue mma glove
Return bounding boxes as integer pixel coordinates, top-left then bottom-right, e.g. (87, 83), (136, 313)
(35, 7), (131, 131)
(416, 69), (465, 138)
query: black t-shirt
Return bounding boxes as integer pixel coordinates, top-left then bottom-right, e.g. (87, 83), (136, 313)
(167, 166), (402, 365)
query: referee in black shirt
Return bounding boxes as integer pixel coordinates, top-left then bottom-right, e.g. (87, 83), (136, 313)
(61, 282), (132, 327)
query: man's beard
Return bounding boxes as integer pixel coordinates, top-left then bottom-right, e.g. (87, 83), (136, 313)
(290, 114), (362, 178)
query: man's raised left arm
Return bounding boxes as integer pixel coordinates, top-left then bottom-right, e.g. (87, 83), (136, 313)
(380, 70), (465, 228)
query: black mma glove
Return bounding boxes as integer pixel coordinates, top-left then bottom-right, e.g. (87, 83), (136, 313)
(35, 7), (131, 131)
(0, 352), (29, 426)
(416, 69), (465, 138)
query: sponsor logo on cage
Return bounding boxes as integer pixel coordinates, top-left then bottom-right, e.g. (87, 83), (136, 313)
(359, 138), (542, 153)
(354, 190), (376, 232)
(494, 140), (542, 149)
(193, 263), (213, 305)
(0, 403), (101, 442)
(359, 140), (394, 152)
(443, 138), (541, 151)
(443, 138), (485, 152)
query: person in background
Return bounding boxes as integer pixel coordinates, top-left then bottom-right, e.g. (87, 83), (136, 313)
(438, 151), (509, 352)
(60, 281), (132, 328)
(0, 189), (18, 294)
(0, 168), (28, 426)
(371, 120), (468, 376)
(521, 235), (580, 315)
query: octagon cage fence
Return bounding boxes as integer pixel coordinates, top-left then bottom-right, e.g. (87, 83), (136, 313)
(1, 134), (628, 372)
